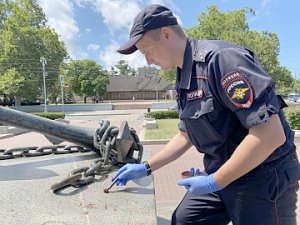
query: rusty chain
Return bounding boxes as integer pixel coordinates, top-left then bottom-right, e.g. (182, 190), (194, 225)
(1, 120), (143, 193)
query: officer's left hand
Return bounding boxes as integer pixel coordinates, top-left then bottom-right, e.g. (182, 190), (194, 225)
(177, 173), (221, 195)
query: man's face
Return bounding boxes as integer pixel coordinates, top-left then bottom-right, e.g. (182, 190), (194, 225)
(136, 29), (174, 70)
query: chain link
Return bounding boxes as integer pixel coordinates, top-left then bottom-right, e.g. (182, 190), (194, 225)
(1, 120), (143, 193)
(0, 145), (88, 160)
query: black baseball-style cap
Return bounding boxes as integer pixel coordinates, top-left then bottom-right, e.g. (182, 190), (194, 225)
(117, 4), (178, 55)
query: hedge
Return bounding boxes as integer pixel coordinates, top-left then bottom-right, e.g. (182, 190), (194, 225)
(146, 107), (300, 130)
(284, 107), (300, 130)
(145, 110), (179, 119)
(32, 112), (65, 120)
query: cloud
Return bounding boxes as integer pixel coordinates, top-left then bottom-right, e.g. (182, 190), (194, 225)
(90, 0), (180, 31)
(87, 44), (100, 51)
(39, 0), (180, 68)
(99, 41), (146, 70)
(256, 0), (278, 17)
(93, 0), (180, 69)
(38, 0), (80, 58)
(39, 0), (79, 41)
(78, 51), (90, 59)
(261, 0), (273, 7)
(74, 0), (88, 8)
(91, 0), (141, 31)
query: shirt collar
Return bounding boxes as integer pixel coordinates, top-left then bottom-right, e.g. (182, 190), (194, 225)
(177, 39), (211, 89)
(177, 38), (193, 89)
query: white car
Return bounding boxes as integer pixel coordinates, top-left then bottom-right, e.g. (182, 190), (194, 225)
(287, 93), (300, 102)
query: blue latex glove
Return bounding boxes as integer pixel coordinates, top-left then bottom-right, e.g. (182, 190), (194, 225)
(177, 173), (221, 195)
(112, 163), (147, 186)
(190, 167), (203, 176)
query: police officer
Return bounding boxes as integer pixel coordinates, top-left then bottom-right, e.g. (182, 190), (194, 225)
(112, 4), (300, 225)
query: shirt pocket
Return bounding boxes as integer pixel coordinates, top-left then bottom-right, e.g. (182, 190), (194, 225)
(180, 98), (225, 151)
(180, 97), (214, 120)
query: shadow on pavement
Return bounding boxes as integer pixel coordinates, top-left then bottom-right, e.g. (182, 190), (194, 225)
(0, 153), (97, 181)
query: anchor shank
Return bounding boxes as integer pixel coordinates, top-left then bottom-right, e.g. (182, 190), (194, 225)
(0, 107), (96, 150)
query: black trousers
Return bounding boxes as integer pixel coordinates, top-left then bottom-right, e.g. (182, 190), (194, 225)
(172, 150), (300, 225)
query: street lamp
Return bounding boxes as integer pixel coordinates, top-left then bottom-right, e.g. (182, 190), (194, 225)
(40, 56), (47, 112)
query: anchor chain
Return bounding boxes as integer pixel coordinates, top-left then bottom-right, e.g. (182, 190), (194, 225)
(0, 144), (90, 160)
(0, 120), (143, 192)
(51, 120), (143, 192)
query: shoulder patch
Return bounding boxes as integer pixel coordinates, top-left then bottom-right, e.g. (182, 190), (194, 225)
(220, 70), (253, 108)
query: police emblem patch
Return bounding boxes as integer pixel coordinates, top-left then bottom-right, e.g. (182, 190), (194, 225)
(220, 70), (253, 108)
(187, 89), (204, 101)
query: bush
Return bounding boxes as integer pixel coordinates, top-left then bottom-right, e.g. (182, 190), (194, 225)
(145, 107), (300, 130)
(145, 110), (179, 119)
(32, 112), (65, 120)
(284, 107), (300, 130)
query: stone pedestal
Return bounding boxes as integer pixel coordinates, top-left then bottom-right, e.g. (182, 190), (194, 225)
(0, 151), (157, 225)
(146, 120), (158, 129)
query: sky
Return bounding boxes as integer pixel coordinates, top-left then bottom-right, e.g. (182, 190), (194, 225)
(37, 0), (300, 78)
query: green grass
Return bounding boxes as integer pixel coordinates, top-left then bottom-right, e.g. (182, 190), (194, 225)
(145, 119), (179, 140)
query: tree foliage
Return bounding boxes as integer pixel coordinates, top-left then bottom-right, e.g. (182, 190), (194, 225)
(0, 0), (67, 105)
(159, 68), (176, 85)
(0, 68), (25, 98)
(293, 77), (300, 93)
(66, 59), (109, 103)
(110, 60), (137, 76)
(46, 68), (74, 104)
(184, 5), (293, 95)
(159, 6), (293, 95)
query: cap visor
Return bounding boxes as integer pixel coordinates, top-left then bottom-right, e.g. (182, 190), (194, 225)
(117, 34), (143, 54)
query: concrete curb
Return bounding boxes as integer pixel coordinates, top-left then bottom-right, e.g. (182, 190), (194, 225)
(140, 129), (300, 145)
(1, 125), (299, 143)
(141, 139), (170, 145)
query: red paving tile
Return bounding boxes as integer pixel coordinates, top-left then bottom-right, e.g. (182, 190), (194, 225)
(146, 145), (203, 202)
(147, 144), (300, 223)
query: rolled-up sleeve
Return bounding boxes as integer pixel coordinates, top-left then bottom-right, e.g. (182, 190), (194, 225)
(178, 119), (186, 132)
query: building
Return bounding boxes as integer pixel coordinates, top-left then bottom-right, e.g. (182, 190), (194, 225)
(104, 67), (174, 100)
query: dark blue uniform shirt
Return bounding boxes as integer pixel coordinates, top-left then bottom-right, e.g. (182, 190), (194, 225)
(176, 38), (295, 174)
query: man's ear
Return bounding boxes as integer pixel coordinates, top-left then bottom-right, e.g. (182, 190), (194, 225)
(161, 27), (170, 40)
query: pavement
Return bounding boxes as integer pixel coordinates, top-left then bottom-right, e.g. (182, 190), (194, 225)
(0, 109), (300, 225)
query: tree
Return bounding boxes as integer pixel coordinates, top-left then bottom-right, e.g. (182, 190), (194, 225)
(111, 60), (137, 76)
(66, 59), (109, 103)
(0, 69), (25, 102)
(0, 1), (7, 32)
(185, 5), (293, 95)
(159, 67), (176, 85)
(0, 0), (67, 105)
(109, 66), (118, 75)
(45, 68), (74, 104)
(292, 76), (300, 94)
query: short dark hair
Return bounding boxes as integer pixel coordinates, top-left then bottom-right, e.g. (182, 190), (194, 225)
(145, 25), (187, 42)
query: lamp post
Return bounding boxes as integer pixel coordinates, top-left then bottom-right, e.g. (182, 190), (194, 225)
(59, 75), (65, 112)
(40, 56), (47, 112)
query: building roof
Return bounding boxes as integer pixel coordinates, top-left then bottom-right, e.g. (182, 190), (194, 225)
(107, 68), (173, 92)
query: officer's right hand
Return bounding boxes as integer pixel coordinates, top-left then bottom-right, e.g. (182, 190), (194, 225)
(112, 163), (147, 186)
